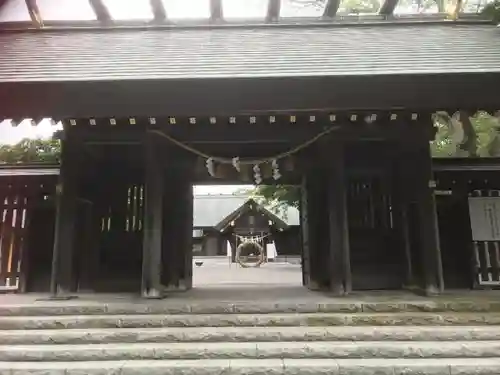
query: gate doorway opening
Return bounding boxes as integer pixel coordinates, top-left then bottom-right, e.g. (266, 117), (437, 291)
(191, 187), (303, 289)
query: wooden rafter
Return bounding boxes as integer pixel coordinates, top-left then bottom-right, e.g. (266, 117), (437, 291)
(89, 0), (112, 23)
(150, 0), (166, 23)
(323, 0), (341, 18)
(450, 0), (463, 20)
(379, 0), (399, 15)
(266, 0), (281, 22)
(25, 0), (43, 28)
(210, 0), (223, 22)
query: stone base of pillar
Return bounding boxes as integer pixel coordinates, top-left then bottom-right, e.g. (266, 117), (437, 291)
(163, 282), (189, 292)
(306, 280), (321, 291)
(329, 284), (345, 297)
(425, 284), (440, 297)
(142, 287), (163, 299)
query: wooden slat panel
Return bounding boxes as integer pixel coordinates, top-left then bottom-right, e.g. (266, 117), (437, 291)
(0, 175), (57, 292)
(0, 186), (15, 287)
(9, 190), (26, 289)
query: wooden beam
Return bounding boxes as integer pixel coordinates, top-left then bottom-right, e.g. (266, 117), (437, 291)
(379, 0), (399, 15)
(25, 0), (43, 28)
(266, 0), (281, 22)
(89, 0), (112, 23)
(210, 0), (223, 22)
(150, 0), (167, 23)
(323, 0), (341, 18)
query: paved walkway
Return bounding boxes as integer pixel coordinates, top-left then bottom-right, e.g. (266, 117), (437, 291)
(0, 261), (498, 306)
(193, 261), (303, 288)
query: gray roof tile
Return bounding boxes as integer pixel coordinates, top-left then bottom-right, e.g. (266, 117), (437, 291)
(0, 23), (499, 83)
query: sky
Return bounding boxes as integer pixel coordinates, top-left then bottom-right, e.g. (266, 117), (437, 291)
(0, 0), (491, 25)
(0, 119), (60, 145)
(0, 0), (330, 23)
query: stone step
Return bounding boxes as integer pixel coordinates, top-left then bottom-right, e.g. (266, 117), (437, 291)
(1, 299), (499, 316)
(2, 325), (499, 345)
(1, 358), (500, 374)
(1, 312), (500, 330)
(2, 341), (500, 362)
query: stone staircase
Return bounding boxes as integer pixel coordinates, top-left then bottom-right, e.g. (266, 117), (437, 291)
(0, 298), (500, 374)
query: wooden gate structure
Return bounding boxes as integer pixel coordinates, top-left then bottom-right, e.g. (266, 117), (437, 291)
(0, 2), (499, 297)
(2, 158), (500, 294)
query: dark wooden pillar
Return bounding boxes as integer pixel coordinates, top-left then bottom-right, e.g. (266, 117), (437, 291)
(161, 155), (194, 291)
(141, 134), (163, 298)
(75, 201), (94, 292)
(392, 150), (414, 288)
(411, 140), (444, 295)
(325, 142), (351, 295)
(175, 167), (194, 290)
(300, 151), (329, 290)
(49, 135), (80, 297)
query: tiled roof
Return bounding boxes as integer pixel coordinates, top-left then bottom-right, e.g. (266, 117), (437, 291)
(0, 23), (499, 83)
(193, 194), (300, 227)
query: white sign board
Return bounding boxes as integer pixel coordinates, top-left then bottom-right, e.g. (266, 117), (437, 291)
(468, 197), (500, 241)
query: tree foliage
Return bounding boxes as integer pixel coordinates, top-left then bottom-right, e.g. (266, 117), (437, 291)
(431, 112), (500, 157)
(482, 0), (500, 21)
(289, 0), (500, 17)
(0, 138), (61, 164)
(252, 184), (301, 211)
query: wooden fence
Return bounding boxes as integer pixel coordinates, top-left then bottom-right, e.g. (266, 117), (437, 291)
(0, 171), (57, 291)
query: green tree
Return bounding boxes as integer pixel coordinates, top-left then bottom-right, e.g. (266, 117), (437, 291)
(252, 184), (301, 211)
(0, 138), (61, 164)
(289, 0), (500, 16)
(432, 111), (500, 157)
(289, 0), (381, 13)
(482, 0), (500, 21)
